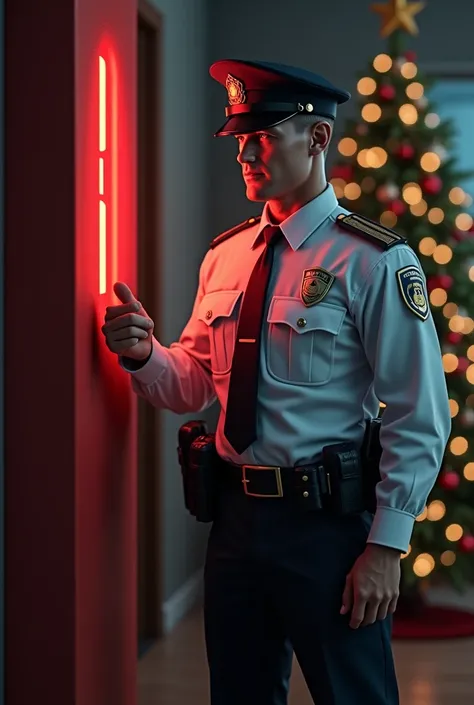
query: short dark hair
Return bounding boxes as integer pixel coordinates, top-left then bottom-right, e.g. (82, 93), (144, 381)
(292, 113), (335, 154)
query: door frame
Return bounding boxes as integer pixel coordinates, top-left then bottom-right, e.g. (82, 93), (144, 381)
(0, 0), (4, 699)
(137, 0), (163, 651)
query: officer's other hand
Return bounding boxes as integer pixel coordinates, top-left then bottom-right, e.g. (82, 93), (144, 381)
(340, 543), (400, 629)
(101, 282), (154, 360)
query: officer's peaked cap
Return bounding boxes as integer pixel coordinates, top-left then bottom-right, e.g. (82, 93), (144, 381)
(209, 59), (351, 137)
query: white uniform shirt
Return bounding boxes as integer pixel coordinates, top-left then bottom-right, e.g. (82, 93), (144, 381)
(121, 184), (451, 553)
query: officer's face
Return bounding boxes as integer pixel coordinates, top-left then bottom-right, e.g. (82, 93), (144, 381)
(235, 118), (328, 202)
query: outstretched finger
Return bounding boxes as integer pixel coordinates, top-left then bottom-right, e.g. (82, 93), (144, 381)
(114, 281), (137, 304)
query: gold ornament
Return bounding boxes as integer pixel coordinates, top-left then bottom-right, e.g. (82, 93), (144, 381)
(370, 0), (425, 37)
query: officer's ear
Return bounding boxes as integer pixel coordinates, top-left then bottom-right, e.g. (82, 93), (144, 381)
(309, 120), (333, 156)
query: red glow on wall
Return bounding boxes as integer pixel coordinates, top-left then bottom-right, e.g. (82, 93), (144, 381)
(98, 49), (119, 301)
(99, 56), (107, 294)
(90, 36), (135, 431)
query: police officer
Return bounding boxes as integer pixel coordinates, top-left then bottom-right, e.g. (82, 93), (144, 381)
(102, 59), (451, 705)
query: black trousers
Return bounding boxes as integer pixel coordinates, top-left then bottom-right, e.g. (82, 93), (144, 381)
(203, 482), (399, 705)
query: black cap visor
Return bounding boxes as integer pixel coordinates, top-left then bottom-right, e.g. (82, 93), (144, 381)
(214, 111), (299, 137)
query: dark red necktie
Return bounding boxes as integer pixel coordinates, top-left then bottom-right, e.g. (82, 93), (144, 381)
(224, 226), (282, 455)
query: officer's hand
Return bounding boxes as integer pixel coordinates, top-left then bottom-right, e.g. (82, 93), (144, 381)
(101, 282), (154, 360)
(340, 543), (400, 629)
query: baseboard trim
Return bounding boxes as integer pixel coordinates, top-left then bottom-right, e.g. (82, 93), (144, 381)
(161, 569), (204, 635)
(426, 585), (474, 611)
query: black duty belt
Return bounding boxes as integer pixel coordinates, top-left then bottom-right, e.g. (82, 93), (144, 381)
(220, 459), (332, 510)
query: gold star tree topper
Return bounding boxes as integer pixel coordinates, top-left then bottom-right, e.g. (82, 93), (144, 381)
(371, 0), (425, 36)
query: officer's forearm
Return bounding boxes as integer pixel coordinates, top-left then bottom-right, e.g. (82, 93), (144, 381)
(121, 337), (217, 413)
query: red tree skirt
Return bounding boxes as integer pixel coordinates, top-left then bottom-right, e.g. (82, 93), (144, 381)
(393, 604), (474, 639)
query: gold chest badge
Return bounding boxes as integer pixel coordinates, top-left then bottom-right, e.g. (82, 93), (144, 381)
(300, 267), (335, 307)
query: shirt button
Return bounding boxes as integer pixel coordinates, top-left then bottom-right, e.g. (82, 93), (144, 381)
(297, 317), (307, 328)
(205, 310), (212, 320)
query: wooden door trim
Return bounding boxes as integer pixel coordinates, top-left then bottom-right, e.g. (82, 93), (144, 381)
(137, 0), (163, 645)
(138, 0), (162, 29)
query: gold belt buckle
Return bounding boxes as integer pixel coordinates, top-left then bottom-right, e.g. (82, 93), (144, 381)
(241, 465), (284, 498)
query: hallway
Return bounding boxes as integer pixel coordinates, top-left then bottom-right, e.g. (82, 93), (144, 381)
(138, 606), (474, 705)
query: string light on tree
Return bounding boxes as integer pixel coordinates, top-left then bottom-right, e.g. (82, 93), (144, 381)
(373, 53), (393, 73)
(427, 207), (444, 224)
(414, 95), (428, 110)
(450, 187), (466, 205)
(357, 77), (377, 95)
(399, 103), (418, 124)
(425, 112), (441, 128)
(432, 142), (448, 161)
(337, 137), (358, 157)
(420, 152), (441, 172)
(461, 408), (474, 427)
(401, 61), (418, 79)
(362, 103), (382, 122)
(406, 81), (424, 100)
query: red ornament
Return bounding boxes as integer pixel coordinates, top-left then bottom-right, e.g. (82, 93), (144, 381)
(439, 470), (460, 490)
(421, 175), (443, 195)
(405, 50), (417, 62)
(447, 332), (463, 345)
(397, 143), (415, 159)
(379, 84), (396, 101)
(331, 164), (353, 182)
(389, 199), (407, 216)
(452, 229), (466, 242)
(456, 357), (470, 373)
(427, 275), (440, 292)
(459, 535), (474, 553)
(438, 275), (453, 289)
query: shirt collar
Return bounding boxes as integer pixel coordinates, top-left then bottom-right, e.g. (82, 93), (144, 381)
(251, 183), (339, 251)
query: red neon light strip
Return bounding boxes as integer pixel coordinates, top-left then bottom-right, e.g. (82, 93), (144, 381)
(99, 56), (107, 295)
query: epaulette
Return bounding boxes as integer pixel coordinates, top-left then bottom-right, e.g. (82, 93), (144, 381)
(336, 213), (407, 250)
(209, 215), (261, 249)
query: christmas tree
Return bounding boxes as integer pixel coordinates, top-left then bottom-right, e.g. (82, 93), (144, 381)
(330, 0), (474, 597)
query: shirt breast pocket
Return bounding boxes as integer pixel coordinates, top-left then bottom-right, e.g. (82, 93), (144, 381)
(197, 290), (243, 375)
(266, 297), (346, 385)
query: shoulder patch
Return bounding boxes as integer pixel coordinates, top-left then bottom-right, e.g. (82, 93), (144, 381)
(336, 213), (407, 249)
(209, 215), (261, 249)
(396, 266), (429, 321)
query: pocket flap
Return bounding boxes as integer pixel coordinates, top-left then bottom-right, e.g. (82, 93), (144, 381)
(267, 297), (346, 334)
(198, 290), (243, 326)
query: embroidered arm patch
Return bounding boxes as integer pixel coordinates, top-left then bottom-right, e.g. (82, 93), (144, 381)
(396, 266), (429, 321)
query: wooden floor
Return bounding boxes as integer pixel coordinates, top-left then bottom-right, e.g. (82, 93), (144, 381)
(138, 603), (474, 705)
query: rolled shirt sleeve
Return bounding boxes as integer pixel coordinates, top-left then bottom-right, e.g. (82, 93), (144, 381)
(351, 245), (452, 553)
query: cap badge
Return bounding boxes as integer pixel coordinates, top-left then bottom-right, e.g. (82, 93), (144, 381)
(300, 267), (335, 306)
(226, 74), (246, 105)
